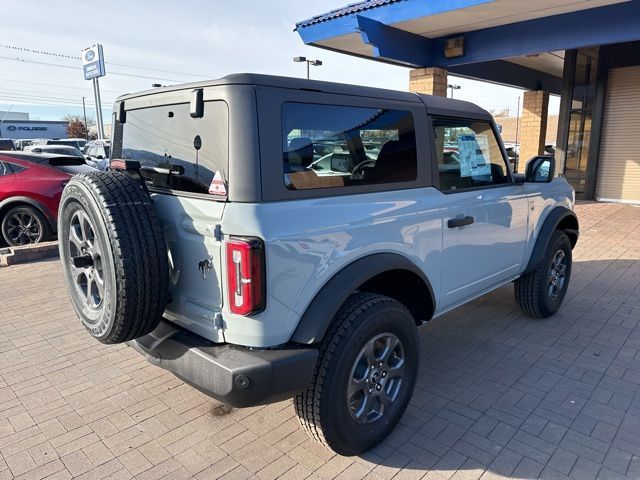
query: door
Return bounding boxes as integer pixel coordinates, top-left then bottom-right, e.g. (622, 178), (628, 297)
(111, 99), (230, 341)
(431, 117), (529, 310)
(596, 66), (640, 202)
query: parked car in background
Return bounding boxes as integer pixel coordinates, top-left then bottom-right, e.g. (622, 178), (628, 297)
(66, 138), (88, 150)
(14, 139), (34, 151)
(0, 139), (16, 151)
(31, 138), (87, 150)
(0, 152), (95, 246)
(24, 144), (85, 159)
(83, 139), (110, 171)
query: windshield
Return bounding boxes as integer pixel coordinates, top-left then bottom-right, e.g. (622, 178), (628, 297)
(112, 101), (229, 195)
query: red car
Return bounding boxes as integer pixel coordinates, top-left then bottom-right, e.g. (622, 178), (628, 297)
(0, 152), (95, 246)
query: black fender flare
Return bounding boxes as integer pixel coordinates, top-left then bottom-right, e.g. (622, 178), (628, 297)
(290, 253), (435, 345)
(0, 196), (56, 233)
(523, 206), (579, 274)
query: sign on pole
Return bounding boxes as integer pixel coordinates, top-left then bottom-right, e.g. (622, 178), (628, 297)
(82, 44), (106, 139)
(81, 44), (106, 80)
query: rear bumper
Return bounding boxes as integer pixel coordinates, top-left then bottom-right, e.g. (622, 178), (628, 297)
(127, 319), (318, 408)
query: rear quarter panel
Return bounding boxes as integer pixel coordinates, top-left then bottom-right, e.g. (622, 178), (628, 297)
(220, 188), (443, 347)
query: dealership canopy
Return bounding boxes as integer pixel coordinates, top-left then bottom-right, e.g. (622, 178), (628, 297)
(295, 0), (640, 94)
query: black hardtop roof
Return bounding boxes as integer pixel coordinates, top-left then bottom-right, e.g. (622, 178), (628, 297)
(116, 73), (491, 118)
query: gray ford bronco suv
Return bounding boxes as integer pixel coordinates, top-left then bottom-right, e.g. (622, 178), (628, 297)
(58, 74), (578, 455)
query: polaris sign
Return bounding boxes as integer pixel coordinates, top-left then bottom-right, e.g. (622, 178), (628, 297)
(0, 122), (67, 139)
(7, 125), (47, 131)
(82, 44), (106, 80)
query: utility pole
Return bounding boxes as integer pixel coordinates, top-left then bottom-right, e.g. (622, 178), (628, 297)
(82, 97), (88, 140)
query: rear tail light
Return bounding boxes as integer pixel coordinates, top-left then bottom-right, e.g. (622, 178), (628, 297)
(226, 237), (265, 315)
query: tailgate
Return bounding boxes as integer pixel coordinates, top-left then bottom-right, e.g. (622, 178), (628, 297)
(152, 193), (225, 342)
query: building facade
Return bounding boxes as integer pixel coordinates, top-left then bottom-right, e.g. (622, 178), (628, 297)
(0, 111), (68, 140)
(295, 0), (640, 203)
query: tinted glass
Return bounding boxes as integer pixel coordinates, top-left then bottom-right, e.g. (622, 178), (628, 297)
(0, 139), (15, 151)
(282, 103), (417, 190)
(5, 162), (26, 174)
(112, 101), (228, 195)
(433, 118), (510, 191)
(43, 147), (84, 157)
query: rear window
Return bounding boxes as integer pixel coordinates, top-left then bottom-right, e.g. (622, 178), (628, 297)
(282, 103), (417, 190)
(112, 101), (228, 195)
(41, 147), (83, 157)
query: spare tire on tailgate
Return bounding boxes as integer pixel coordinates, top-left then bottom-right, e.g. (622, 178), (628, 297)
(58, 171), (170, 344)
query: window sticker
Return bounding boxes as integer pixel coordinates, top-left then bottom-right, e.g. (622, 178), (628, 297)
(458, 134), (491, 178)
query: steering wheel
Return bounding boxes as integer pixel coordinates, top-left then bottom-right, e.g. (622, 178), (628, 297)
(351, 159), (376, 180)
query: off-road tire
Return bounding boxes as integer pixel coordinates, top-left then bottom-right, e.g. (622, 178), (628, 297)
(294, 293), (419, 455)
(515, 230), (572, 318)
(58, 171), (169, 344)
(1, 205), (51, 246)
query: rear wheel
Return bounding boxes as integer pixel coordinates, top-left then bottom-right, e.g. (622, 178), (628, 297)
(295, 293), (419, 455)
(1, 206), (51, 246)
(515, 230), (572, 318)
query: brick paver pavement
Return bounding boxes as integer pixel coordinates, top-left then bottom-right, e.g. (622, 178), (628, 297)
(1, 202), (640, 480)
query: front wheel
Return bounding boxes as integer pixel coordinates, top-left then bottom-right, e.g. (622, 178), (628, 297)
(294, 293), (420, 455)
(515, 230), (572, 318)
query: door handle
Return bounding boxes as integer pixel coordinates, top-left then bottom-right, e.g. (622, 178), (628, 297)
(447, 216), (475, 228)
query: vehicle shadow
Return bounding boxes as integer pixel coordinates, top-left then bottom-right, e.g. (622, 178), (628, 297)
(361, 258), (640, 478)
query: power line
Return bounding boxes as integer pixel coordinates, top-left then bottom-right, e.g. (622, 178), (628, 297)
(0, 55), (184, 83)
(0, 43), (214, 79)
(0, 77), (121, 94)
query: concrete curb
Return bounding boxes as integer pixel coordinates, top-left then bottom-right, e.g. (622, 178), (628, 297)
(0, 241), (59, 267)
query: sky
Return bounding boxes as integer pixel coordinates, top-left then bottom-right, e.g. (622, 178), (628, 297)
(0, 0), (559, 122)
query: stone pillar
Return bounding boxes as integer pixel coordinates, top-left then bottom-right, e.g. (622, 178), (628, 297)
(520, 90), (550, 164)
(409, 67), (448, 97)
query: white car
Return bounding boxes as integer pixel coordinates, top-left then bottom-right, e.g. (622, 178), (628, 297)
(83, 140), (110, 171)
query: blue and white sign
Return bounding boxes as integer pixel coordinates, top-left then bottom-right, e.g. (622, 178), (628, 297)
(82, 44), (106, 80)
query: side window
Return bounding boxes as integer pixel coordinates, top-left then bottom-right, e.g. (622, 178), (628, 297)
(4, 162), (26, 174)
(432, 118), (510, 192)
(282, 103), (417, 190)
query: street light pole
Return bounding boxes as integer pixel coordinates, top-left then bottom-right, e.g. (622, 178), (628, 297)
(448, 84), (461, 99)
(293, 57), (323, 79)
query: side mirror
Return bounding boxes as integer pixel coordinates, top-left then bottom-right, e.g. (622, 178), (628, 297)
(526, 156), (555, 183)
(330, 155), (349, 173)
(85, 156), (91, 161)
